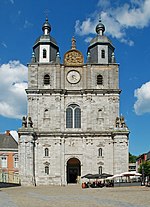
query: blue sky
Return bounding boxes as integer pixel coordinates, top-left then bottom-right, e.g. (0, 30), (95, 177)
(0, 0), (150, 156)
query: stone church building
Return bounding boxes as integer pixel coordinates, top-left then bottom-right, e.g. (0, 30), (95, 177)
(18, 18), (129, 186)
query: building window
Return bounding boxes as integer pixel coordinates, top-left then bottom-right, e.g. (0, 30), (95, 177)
(97, 75), (103, 85)
(43, 49), (47, 58)
(44, 74), (50, 85)
(98, 166), (102, 175)
(45, 148), (49, 157)
(2, 173), (7, 182)
(1, 156), (7, 168)
(101, 49), (105, 58)
(98, 148), (102, 157)
(66, 104), (81, 128)
(14, 155), (18, 168)
(45, 166), (49, 175)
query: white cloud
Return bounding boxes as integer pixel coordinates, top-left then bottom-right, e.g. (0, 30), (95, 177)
(75, 0), (150, 45)
(134, 81), (150, 115)
(97, 0), (110, 8)
(1, 42), (7, 48)
(115, 0), (150, 28)
(84, 36), (93, 43)
(75, 19), (96, 36)
(0, 60), (28, 119)
(24, 20), (33, 29)
(10, 0), (14, 4)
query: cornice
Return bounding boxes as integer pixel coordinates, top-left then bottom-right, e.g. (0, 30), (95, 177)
(26, 88), (121, 95)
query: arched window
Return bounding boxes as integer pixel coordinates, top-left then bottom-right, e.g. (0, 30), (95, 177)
(98, 148), (102, 157)
(45, 148), (49, 157)
(98, 166), (102, 175)
(101, 49), (105, 58)
(45, 166), (49, 175)
(44, 74), (50, 85)
(97, 75), (103, 85)
(66, 104), (81, 128)
(43, 49), (47, 58)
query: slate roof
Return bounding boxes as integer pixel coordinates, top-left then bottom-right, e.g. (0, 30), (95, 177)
(0, 133), (18, 150)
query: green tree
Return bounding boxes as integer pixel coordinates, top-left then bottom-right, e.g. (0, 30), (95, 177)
(129, 153), (137, 163)
(138, 161), (150, 177)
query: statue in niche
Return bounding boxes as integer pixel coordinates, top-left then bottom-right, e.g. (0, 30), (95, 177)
(44, 108), (49, 118)
(97, 108), (104, 125)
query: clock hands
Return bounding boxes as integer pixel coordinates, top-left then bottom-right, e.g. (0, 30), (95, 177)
(72, 74), (77, 80)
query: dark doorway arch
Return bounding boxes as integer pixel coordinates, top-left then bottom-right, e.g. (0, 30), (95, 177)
(67, 158), (81, 183)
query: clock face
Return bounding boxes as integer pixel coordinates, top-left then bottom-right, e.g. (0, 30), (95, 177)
(67, 70), (81, 84)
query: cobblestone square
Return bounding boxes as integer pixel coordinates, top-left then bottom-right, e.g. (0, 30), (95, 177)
(0, 185), (150, 207)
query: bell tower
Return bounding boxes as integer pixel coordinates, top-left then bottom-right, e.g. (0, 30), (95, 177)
(87, 19), (115, 64)
(32, 18), (59, 63)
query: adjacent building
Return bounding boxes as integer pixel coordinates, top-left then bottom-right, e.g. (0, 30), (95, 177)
(18, 18), (129, 186)
(0, 131), (18, 183)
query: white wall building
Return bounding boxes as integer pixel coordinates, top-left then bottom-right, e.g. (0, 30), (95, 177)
(18, 18), (129, 186)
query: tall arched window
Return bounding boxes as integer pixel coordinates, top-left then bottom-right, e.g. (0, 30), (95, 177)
(101, 49), (105, 58)
(45, 166), (49, 175)
(66, 104), (81, 128)
(98, 148), (102, 157)
(97, 75), (103, 85)
(45, 148), (49, 157)
(43, 49), (47, 58)
(44, 74), (50, 85)
(98, 166), (102, 175)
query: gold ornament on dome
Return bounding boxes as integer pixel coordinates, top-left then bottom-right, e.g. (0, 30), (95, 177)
(64, 37), (84, 66)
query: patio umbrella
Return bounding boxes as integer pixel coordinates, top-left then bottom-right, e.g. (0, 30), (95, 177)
(90, 174), (101, 179)
(81, 174), (93, 179)
(100, 173), (113, 178)
(121, 171), (142, 176)
(112, 174), (122, 178)
(134, 172), (142, 176)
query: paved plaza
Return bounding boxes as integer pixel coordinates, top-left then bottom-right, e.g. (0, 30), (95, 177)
(0, 185), (150, 207)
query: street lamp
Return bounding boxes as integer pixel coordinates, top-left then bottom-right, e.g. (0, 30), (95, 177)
(142, 166), (145, 186)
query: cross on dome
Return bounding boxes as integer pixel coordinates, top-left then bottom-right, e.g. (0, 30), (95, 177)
(71, 36), (76, 49)
(96, 17), (105, 36)
(42, 17), (51, 35)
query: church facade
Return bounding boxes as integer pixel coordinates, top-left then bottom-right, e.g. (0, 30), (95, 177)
(18, 18), (129, 186)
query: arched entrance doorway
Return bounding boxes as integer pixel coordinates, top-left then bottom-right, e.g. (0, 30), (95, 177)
(67, 158), (81, 183)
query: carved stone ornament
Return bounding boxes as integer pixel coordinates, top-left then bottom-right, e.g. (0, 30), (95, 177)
(64, 50), (84, 66)
(64, 37), (84, 66)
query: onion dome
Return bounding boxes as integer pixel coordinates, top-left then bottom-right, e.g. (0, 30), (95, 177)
(87, 18), (115, 64)
(96, 19), (105, 35)
(42, 18), (51, 35)
(32, 18), (59, 63)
